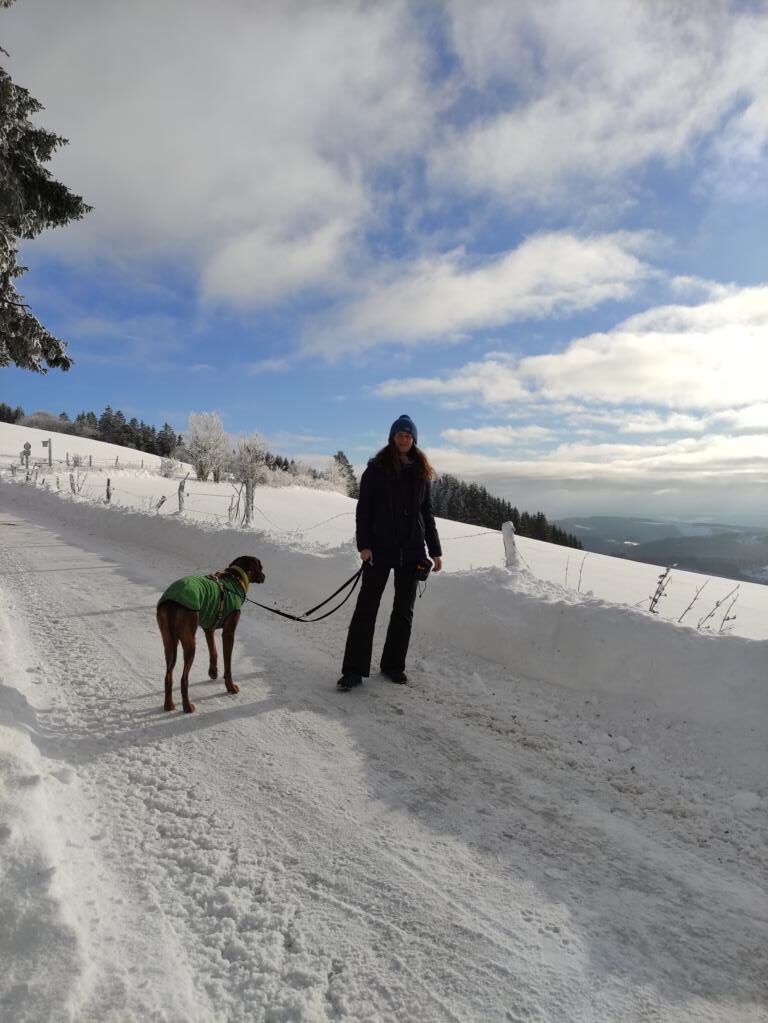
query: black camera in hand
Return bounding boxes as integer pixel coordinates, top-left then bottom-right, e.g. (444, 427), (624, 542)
(415, 558), (433, 582)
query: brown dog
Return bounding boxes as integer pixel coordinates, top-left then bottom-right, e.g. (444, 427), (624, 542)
(156, 556), (265, 713)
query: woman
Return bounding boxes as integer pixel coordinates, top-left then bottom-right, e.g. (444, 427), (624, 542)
(337, 414), (442, 691)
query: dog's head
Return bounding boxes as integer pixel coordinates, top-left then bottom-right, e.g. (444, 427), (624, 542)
(230, 556), (265, 585)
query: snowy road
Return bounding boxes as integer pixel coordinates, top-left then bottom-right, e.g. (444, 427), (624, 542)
(1, 490), (766, 1022)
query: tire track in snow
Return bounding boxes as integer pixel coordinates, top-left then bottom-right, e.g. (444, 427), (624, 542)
(0, 522), (339, 1021)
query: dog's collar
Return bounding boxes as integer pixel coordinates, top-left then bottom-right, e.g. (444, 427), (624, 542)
(227, 565), (250, 593)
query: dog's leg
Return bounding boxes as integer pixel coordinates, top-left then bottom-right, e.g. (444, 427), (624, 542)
(157, 604), (178, 711)
(204, 628), (218, 679)
(179, 617), (198, 714)
(221, 610), (241, 694)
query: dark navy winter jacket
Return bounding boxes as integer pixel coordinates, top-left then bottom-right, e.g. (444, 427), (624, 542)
(355, 460), (442, 566)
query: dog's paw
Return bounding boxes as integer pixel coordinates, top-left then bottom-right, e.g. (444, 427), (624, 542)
(226, 682), (240, 695)
(209, 667), (219, 679)
(164, 701), (176, 712)
(183, 702), (196, 713)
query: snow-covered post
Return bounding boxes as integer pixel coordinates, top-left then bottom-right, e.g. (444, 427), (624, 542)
(244, 479), (253, 526)
(178, 473), (189, 513)
(69, 473), (76, 495)
(502, 521), (518, 569)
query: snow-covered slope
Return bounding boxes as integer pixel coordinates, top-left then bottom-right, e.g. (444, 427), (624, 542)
(0, 419), (176, 471)
(1, 433), (767, 1021)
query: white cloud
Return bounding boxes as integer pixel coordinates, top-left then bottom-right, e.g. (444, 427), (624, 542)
(378, 284), (768, 411)
(442, 425), (553, 448)
(712, 403), (768, 432)
(430, 432), (768, 485)
(375, 358), (527, 404)
(246, 357), (294, 374)
(435, 1), (768, 206)
(266, 431), (327, 450)
(523, 286), (768, 408)
(6, 0), (433, 304)
(569, 410), (711, 435)
(201, 220), (352, 305)
(308, 231), (653, 355)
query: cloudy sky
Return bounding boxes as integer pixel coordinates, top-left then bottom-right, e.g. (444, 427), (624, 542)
(3, 0), (768, 523)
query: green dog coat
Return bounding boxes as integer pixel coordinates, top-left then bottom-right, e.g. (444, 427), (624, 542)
(158, 566), (250, 630)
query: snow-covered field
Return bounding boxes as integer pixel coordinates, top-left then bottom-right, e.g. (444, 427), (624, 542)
(1, 424), (766, 1021)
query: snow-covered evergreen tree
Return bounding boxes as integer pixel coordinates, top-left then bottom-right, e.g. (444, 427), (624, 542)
(0, 1), (91, 372)
(331, 450), (359, 498)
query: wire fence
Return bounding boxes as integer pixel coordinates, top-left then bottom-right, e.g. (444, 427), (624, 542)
(1, 453), (163, 471)
(3, 465), (756, 637)
(2, 464), (514, 553)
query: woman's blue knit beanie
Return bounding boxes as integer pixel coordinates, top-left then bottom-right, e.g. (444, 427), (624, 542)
(389, 414), (417, 444)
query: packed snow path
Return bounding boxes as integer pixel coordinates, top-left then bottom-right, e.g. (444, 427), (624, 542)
(1, 493), (766, 1021)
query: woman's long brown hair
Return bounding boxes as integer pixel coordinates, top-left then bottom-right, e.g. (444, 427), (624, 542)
(372, 442), (435, 480)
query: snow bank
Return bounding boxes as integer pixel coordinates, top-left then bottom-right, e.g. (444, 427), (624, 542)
(0, 619), (86, 1019)
(420, 565), (767, 736)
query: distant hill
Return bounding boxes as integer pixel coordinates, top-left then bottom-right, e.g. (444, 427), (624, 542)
(556, 515), (768, 585)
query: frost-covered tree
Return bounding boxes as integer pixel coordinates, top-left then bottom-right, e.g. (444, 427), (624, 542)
(18, 408), (63, 431)
(231, 432), (268, 484)
(184, 412), (229, 482)
(0, 1), (91, 372)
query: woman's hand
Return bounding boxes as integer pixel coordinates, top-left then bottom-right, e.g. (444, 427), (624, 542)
(432, 556), (442, 573)
(360, 549), (373, 563)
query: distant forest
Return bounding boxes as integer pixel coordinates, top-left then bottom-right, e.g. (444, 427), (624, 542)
(432, 473), (582, 550)
(1, 403), (182, 457)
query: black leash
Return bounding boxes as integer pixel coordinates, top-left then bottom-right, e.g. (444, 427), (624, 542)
(244, 566), (364, 624)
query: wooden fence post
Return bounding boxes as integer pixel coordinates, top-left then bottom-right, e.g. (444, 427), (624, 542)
(178, 473), (189, 513)
(244, 478), (253, 525)
(106, 478), (112, 503)
(70, 473), (76, 495)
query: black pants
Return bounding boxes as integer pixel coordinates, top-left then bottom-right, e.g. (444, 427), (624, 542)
(342, 561), (418, 677)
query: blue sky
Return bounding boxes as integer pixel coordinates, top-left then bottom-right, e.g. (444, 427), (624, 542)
(3, 0), (768, 523)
